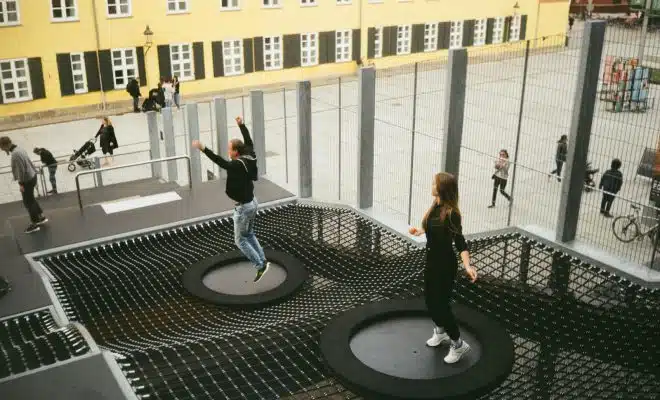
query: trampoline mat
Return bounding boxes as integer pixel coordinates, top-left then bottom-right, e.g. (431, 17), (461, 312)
(202, 261), (287, 295)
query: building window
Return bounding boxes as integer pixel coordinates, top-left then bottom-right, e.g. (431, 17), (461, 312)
(396, 25), (411, 55)
(111, 48), (136, 89)
(449, 21), (463, 49)
(51, 0), (77, 21)
(263, 36), (282, 70)
(335, 30), (352, 62)
(301, 33), (318, 66)
(170, 43), (194, 81)
(70, 53), (88, 94)
(424, 23), (438, 52)
(373, 26), (383, 58)
(336, 0), (351, 4)
(223, 39), (243, 76)
(220, 0), (239, 10)
(262, 0), (280, 7)
(107, 0), (131, 17)
(0, 0), (20, 25)
(509, 15), (522, 42)
(0, 59), (32, 103)
(493, 17), (505, 44)
(301, 0), (317, 6)
(473, 19), (487, 46)
(167, 0), (188, 13)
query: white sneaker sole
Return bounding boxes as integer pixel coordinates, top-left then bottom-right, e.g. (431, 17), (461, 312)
(426, 335), (450, 347)
(444, 345), (471, 364)
(36, 218), (49, 226)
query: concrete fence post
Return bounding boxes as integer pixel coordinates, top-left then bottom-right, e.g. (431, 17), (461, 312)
(186, 103), (202, 187)
(442, 49), (468, 177)
(357, 67), (376, 209)
(250, 90), (267, 176)
(297, 81), (312, 198)
(94, 157), (103, 188)
(214, 97), (229, 179)
(162, 107), (178, 183)
(146, 111), (161, 179)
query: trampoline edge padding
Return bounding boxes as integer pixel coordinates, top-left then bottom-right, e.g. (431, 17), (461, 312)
(320, 298), (515, 400)
(182, 249), (308, 308)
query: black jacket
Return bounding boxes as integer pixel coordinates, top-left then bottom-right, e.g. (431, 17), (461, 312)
(95, 125), (119, 153)
(599, 169), (623, 194)
(39, 149), (57, 166)
(556, 142), (568, 162)
(126, 79), (141, 98)
(202, 124), (258, 203)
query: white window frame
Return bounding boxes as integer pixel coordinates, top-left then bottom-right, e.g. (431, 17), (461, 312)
(335, 30), (352, 63)
(301, 0), (317, 6)
(492, 17), (505, 44)
(263, 35), (283, 71)
(473, 18), (487, 46)
(336, 0), (352, 4)
(396, 25), (412, 55)
(70, 53), (88, 94)
(220, 0), (239, 10)
(368, 0), (383, 3)
(107, 0), (131, 18)
(170, 43), (194, 81)
(51, 0), (78, 22)
(167, 0), (189, 14)
(110, 47), (137, 89)
(300, 32), (318, 67)
(222, 39), (244, 76)
(424, 22), (438, 52)
(0, 58), (32, 103)
(449, 20), (463, 49)
(0, 0), (20, 26)
(509, 15), (522, 42)
(262, 0), (281, 7)
(373, 26), (383, 58)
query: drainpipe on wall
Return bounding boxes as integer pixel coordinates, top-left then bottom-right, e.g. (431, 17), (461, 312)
(91, 0), (107, 111)
(637, 0), (652, 65)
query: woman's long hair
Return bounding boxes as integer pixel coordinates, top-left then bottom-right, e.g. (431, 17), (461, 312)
(103, 117), (112, 126)
(422, 172), (461, 232)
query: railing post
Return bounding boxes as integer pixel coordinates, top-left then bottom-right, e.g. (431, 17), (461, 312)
(146, 111), (161, 179)
(94, 157), (103, 187)
(357, 67), (376, 209)
(214, 97), (229, 179)
(282, 88), (289, 183)
(186, 103), (202, 186)
(297, 81), (312, 198)
(162, 107), (178, 182)
(250, 90), (266, 176)
(556, 21), (605, 243)
(442, 49), (468, 177)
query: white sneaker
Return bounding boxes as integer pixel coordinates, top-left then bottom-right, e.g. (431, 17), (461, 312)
(444, 340), (471, 364)
(426, 327), (450, 347)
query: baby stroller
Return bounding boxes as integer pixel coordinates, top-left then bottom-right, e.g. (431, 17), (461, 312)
(68, 138), (97, 172)
(584, 161), (599, 192)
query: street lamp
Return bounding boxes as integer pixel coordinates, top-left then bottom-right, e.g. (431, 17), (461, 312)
(513, 1), (520, 17)
(144, 25), (154, 55)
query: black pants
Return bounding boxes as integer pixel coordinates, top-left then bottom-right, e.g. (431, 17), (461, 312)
(21, 176), (43, 223)
(601, 193), (615, 213)
(132, 96), (139, 111)
(48, 165), (57, 191)
(424, 263), (460, 341)
(491, 176), (511, 205)
(551, 160), (563, 177)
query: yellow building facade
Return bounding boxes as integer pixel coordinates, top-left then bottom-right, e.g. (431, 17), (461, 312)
(0, 0), (569, 118)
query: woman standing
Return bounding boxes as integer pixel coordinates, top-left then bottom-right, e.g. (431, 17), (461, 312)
(95, 117), (119, 166)
(489, 149), (512, 208)
(550, 135), (568, 181)
(172, 76), (181, 109)
(409, 172), (478, 364)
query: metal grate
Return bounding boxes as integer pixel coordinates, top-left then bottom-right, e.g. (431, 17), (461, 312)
(38, 204), (660, 399)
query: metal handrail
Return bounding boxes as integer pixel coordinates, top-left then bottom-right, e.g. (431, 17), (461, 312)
(75, 155), (192, 212)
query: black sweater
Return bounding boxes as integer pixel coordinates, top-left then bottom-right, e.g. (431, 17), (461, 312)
(202, 124), (258, 203)
(425, 205), (468, 269)
(39, 149), (56, 166)
(599, 169), (623, 194)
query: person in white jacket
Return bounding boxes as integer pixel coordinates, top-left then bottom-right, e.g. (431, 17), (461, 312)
(162, 79), (174, 108)
(488, 149), (512, 208)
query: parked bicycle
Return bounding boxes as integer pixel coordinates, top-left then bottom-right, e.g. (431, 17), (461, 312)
(612, 204), (659, 243)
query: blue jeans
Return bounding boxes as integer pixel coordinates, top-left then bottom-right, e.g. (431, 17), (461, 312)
(233, 198), (266, 269)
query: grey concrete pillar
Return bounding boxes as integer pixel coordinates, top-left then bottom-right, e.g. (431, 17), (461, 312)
(94, 157), (103, 187)
(250, 90), (267, 176)
(214, 97), (229, 179)
(146, 111), (161, 179)
(162, 107), (178, 182)
(357, 67), (376, 209)
(186, 103), (202, 186)
(297, 81), (312, 198)
(442, 49), (468, 177)
(556, 21), (605, 243)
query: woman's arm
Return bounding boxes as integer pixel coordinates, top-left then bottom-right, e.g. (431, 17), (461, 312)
(450, 211), (478, 282)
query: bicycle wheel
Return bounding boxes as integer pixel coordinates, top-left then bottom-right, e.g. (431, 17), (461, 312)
(612, 217), (639, 243)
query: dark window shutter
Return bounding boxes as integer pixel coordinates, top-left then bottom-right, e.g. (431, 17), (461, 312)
(0, 83), (3, 104)
(56, 53), (74, 96)
(412, 24), (424, 53)
(98, 50), (114, 90)
(352, 29), (361, 61)
(212, 41), (224, 77)
(520, 15), (528, 40)
(367, 27), (375, 59)
(438, 22), (450, 50)
(243, 39), (254, 74)
(326, 31), (336, 63)
(504, 17), (511, 42)
(381, 26), (392, 57)
(193, 42), (205, 79)
(28, 58), (46, 100)
(319, 31), (329, 64)
(283, 34), (301, 69)
(462, 20), (475, 47)
(486, 18), (495, 45)
(136, 47), (147, 86)
(157, 45), (171, 80)
(84, 51), (101, 92)
(389, 26), (398, 55)
(254, 37), (264, 72)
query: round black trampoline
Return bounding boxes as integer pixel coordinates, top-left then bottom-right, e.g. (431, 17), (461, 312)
(320, 298), (514, 400)
(182, 249), (308, 308)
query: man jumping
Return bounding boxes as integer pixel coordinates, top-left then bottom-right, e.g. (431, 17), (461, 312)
(192, 117), (270, 282)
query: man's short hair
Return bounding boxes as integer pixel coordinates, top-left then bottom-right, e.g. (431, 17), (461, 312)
(611, 158), (622, 170)
(0, 136), (12, 149)
(230, 138), (248, 155)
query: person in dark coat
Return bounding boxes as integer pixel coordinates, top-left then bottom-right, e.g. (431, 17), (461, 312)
(550, 135), (568, 182)
(95, 117), (118, 166)
(156, 82), (166, 109)
(33, 147), (58, 194)
(599, 158), (623, 218)
(126, 77), (141, 112)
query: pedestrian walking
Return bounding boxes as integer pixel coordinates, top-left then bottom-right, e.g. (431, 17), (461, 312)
(550, 135), (568, 182)
(599, 158), (623, 218)
(489, 149), (512, 208)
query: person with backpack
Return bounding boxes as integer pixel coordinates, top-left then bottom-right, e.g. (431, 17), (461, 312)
(599, 158), (623, 218)
(192, 116), (270, 282)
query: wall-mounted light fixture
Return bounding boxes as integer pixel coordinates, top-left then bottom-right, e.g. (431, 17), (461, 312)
(144, 25), (154, 55)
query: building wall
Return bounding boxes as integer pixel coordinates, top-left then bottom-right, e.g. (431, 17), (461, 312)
(0, 0), (570, 118)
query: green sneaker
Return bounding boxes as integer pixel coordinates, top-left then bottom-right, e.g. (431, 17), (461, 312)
(254, 262), (271, 282)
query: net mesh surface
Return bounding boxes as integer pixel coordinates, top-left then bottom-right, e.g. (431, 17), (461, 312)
(38, 203), (660, 399)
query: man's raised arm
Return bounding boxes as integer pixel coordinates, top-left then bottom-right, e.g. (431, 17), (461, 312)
(236, 116), (254, 148)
